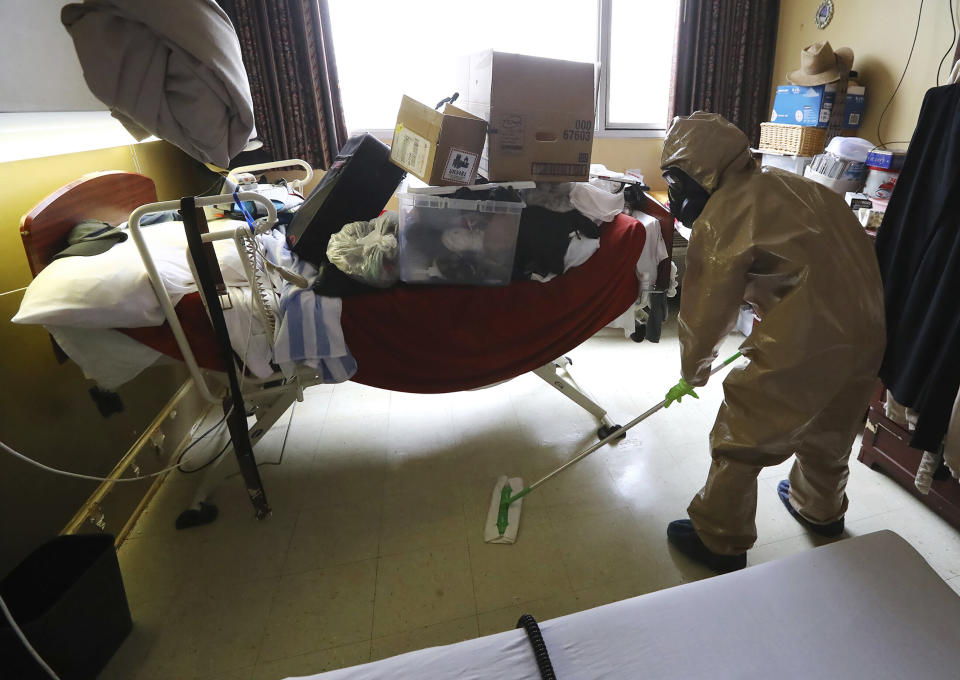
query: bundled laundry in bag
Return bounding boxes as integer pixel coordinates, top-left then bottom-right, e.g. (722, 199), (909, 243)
(326, 212), (400, 288)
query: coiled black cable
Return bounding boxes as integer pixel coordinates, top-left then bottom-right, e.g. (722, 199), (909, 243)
(516, 614), (557, 680)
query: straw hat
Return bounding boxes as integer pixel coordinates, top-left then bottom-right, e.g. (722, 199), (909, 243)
(788, 41), (854, 86)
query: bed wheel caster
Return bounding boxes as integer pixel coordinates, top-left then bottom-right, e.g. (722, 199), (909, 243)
(175, 502), (218, 530)
(598, 424), (626, 441)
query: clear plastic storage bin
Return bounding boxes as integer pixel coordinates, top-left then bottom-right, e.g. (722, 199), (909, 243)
(398, 192), (523, 285)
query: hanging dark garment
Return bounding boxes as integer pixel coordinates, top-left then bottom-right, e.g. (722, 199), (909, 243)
(875, 83), (960, 451)
(513, 207), (599, 280)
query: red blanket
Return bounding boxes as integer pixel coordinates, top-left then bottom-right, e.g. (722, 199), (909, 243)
(124, 213), (646, 393)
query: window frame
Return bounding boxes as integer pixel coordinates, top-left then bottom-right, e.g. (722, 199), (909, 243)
(595, 0), (674, 138)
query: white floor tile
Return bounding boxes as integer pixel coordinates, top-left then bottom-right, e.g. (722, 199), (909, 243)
(468, 506), (572, 613)
(372, 541), (476, 638)
(140, 576), (280, 679)
(284, 500), (381, 574)
(112, 321), (960, 678)
(253, 641), (371, 680)
(371, 615), (478, 661)
(259, 559), (378, 662)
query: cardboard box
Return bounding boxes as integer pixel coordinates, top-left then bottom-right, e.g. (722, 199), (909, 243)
(458, 50), (596, 182)
(843, 85), (866, 129)
(770, 84), (837, 128)
(390, 95), (487, 186)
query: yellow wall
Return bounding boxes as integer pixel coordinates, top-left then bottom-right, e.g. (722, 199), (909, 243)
(771, 0), (960, 147)
(592, 137), (666, 190)
(0, 141), (213, 574)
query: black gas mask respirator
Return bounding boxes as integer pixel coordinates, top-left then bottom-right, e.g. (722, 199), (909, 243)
(662, 168), (711, 229)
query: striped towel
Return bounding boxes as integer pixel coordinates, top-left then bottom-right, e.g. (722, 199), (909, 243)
(258, 229), (357, 381)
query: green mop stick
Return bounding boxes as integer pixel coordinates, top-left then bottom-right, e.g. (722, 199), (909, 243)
(496, 351), (743, 535)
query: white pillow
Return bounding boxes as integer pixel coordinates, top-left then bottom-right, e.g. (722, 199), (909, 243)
(13, 240), (193, 328)
(12, 219), (256, 328)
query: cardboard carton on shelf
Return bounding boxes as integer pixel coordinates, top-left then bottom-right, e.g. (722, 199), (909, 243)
(389, 95), (488, 186)
(457, 50), (596, 182)
(843, 85), (866, 130)
(770, 83), (837, 128)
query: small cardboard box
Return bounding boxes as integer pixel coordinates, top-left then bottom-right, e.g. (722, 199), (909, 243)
(843, 85), (866, 129)
(390, 95), (487, 186)
(770, 84), (837, 128)
(458, 50), (596, 182)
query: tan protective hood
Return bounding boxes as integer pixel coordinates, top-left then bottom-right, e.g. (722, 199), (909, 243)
(661, 113), (885, 387)
(660, 112), (754, 193)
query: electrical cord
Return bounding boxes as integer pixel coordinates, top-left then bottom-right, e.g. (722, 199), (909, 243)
(0, 402), (235, 483)
(516, 614), (556, 680)
(0, 592), (61, 680)
(178, 439), (233, 474)
(937, 0), (957, 85)
(175, 411), (230, 468)
(225, 400), (297, 478)
(878, 0), (925, 148)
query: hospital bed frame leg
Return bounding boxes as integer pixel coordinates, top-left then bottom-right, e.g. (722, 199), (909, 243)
(533, 358), (625, 440)
(176, 387), (301, 529)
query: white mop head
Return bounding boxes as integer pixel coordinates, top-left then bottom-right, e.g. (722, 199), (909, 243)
(484, 475), (524, 544)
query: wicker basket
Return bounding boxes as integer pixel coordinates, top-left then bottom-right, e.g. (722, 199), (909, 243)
(759, 123), (827, 156)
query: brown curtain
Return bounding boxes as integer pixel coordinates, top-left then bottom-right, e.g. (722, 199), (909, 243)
(219, 0), (347, 170)
(670, 0), (780, 146)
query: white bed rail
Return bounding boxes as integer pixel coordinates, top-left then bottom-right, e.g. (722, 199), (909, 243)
(127, 193), (278, 404)
(226, 159), (313, 192)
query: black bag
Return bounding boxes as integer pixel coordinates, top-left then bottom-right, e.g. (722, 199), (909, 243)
(286, 133), (406, 265)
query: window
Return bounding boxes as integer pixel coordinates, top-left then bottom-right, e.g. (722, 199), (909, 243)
(328, 0), (679, 136)
(599, 0), (680, 133)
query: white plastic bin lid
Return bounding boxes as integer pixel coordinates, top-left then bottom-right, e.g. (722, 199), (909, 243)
(398, 192), (524, 214)
(803, 166), (863, 194)
(825, 136), (874, 163)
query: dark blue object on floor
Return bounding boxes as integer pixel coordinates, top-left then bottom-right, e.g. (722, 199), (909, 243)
(777, 480), (845, 537)
(667, 519), (746, 573)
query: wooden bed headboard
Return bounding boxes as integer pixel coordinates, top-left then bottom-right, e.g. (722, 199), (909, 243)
(19, 171), (158, 277)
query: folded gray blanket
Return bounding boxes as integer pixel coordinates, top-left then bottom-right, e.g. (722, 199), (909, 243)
(62, 0), (256, 167)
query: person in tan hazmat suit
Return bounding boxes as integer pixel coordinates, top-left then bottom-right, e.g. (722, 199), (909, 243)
(659, 113), (885, 573)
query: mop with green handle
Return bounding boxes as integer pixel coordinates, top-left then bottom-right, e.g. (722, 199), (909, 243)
(484, 351), (743, 544)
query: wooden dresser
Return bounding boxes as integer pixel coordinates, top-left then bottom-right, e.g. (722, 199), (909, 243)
(858, 383), (960, 530)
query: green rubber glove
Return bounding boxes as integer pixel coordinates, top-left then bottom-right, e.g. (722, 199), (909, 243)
(664, 378), (699, 408)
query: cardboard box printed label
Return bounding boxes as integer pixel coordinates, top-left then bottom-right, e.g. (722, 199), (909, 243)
(458, 50), (596, 182)
(392, 126), (431, 178)
(843, 86), (866, 129)
(442, 148), (479, 183)
(389, 95), (487, 186)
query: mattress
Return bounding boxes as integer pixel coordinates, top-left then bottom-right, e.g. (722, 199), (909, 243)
(293, 531), (960, 679)
(125, 213), (650, 393)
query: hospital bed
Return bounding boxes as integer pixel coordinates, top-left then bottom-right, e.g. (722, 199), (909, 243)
(17, 165), (673, 526)
(292, 531), (960, 679)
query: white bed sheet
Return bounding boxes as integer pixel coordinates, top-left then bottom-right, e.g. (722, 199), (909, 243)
(294, 531), (960, 680)
(47, 285), (274, 388)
